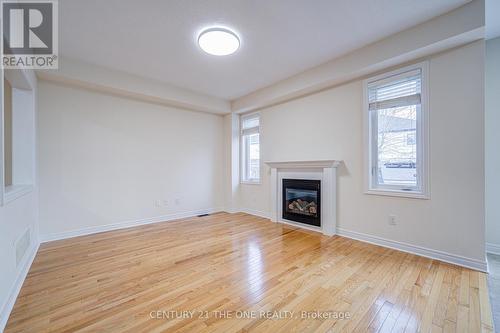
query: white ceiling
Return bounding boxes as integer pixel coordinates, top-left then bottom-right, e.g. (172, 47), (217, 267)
(60, 0), (471, 100)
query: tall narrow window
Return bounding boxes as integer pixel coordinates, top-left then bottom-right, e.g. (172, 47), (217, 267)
(241, 113), (260, 183)
(1, 74), (35, 205)
(4, 79), (13, 187)
(365, 63), (429, 198)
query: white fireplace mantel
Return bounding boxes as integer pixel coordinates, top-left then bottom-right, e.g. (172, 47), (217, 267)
(265, 160), (341, 169)
(265, 160), (342, 236)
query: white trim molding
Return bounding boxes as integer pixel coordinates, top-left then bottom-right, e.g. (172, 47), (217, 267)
(40, 208), (223, 243)
(266, 160), (341, 169)
(239, 208), (271, 220)
(4, 185), (33, 204)
(0, 242), (40, 332)
(487, 243), (500, 256)
(337, 227), (488, 272)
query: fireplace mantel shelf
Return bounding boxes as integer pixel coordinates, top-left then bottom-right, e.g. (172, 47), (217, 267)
(265, 160), (341, 169)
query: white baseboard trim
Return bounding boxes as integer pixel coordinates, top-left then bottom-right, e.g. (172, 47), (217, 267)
(223, 211), (488, 272)
(40, 207), (223, 243)
(337, 227), (488, 272)
(239, 208), (271, 220)
(486, 242), (500, 256)
(0, 241), (40, 332)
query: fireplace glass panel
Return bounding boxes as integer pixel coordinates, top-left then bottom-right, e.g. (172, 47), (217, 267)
(282, 179), (321, 227)
(285, 188), (318, 217)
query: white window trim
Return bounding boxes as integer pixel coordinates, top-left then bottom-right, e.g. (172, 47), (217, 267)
(4, 184), (33, 204)
(240, 112), (261, 184)
(240, 180), (262, 185)
(363, 62), (430, 199)
(1, 69), (36, 206)
(0, 71), (4, 206)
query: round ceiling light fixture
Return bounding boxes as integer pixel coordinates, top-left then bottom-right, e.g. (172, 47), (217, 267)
(198, 28), (240, 56)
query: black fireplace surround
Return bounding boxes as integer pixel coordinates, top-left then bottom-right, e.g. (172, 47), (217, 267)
(282, 178), (321, 227)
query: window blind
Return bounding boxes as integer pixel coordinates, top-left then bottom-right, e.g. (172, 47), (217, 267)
(241, 114), (260, 135)
(368, 69), (421, 111)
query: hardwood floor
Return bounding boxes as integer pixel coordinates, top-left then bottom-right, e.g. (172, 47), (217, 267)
(5, 212), (493, 332)
(487, 254), (500, 331)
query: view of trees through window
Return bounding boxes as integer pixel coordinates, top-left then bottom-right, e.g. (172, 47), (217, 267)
(241, 113), (260, 182)
(376, 105), (417, 186)
(247, 133), (260, 180)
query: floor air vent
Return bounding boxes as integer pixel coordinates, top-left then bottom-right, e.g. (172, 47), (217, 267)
(16, 228), (31, 267)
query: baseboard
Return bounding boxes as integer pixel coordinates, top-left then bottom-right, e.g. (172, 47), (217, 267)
(226, 211), (488, 272)
(486, 242), (500, 256)
(337, 227), (488, 272)
(0, 241), (40, 332)
(40, 207), (223, 243)
(239, 208), (271, 220)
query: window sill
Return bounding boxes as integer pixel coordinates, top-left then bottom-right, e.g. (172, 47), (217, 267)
(241, 180), (261, 185)
(4, 184), (34, 204)
(365, 189), (429, 200)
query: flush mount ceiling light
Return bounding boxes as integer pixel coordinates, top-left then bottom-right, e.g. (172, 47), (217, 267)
(198, 28), (240, 56)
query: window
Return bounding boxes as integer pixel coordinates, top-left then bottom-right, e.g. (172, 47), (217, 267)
(364, 63), (429, 198)
(241, 113), (260, 183)
(4, 79), (13, 187)
(1, 72), (36, 205)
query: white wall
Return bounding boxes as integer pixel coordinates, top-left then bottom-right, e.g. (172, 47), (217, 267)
(0, 70), (39, 330)
(38, 81), (225, 239)
(223, 113), (240, 213)
(238, 41), (486, 266)
(486, 37), (500, 254)
(38, 57), (231, 114)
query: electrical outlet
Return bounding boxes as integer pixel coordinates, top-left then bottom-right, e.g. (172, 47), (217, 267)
(162, 200), (169, 207)
(388, 215), (397, 226)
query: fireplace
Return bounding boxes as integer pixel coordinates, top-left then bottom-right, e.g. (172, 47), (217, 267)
(282, 179), (321, 227)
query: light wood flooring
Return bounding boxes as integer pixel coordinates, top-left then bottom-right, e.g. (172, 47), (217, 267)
(5, 212), (494, 332)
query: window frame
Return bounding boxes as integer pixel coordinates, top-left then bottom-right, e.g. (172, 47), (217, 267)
(1, 69), (36, 206)
(363, 62), (430, 199)
(240, 112), (261, 185)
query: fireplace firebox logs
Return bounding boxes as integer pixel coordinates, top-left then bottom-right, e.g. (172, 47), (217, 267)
(288, 199), (317, 216)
